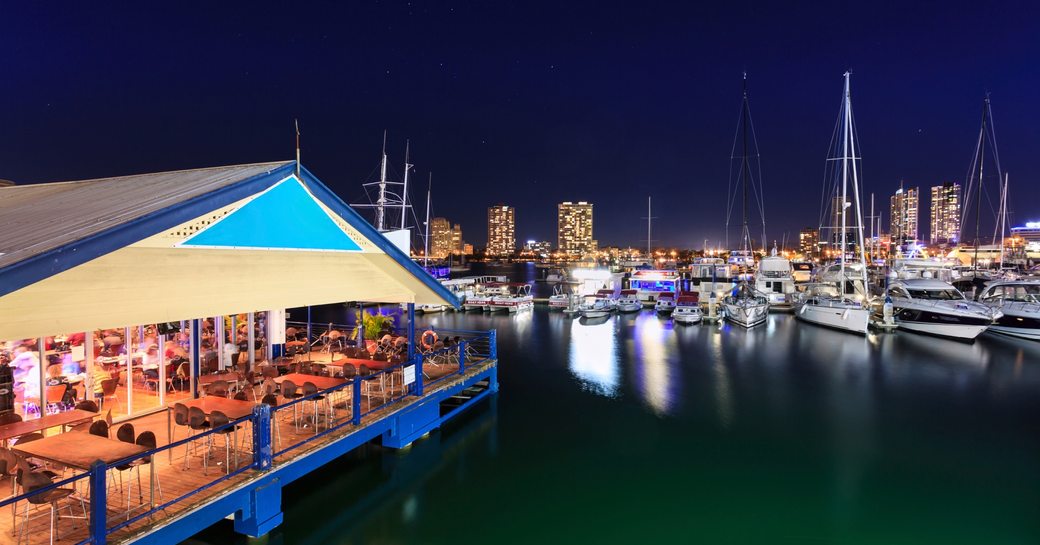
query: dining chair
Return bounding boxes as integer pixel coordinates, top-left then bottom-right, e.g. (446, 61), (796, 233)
(301, 382), (330, 432)
(100, 379), (120, 412)
(280, 380), (302, 432)
(185, 407), (211, 473)
(88, 421), (109, 438)
(16, 469), (83, 545)
(128, 431), (162, 520)
(208, 411), (238, 474)
(261, 394), (281, 450)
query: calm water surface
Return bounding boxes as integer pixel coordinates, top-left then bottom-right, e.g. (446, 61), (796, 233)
(188, 302), (1040, 545)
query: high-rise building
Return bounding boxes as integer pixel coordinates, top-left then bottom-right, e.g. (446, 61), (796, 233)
(799, 227), (819, 259)
(429, 217), (452, 259)
(828, 195), (858, 253)
(523, 240), (552, 257)
(487, 205), (515, 256)
(929, 182), (961, 246)
(451, 223), (463, 255)
(557, 201), (595, 256)
(890, 185), (919, 244)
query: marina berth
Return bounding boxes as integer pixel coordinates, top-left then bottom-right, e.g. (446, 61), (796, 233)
(0, 161), (499, 545)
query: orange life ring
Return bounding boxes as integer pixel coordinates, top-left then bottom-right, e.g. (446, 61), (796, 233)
(421, 330), (438, 350)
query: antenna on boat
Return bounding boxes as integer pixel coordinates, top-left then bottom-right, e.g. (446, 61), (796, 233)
(642, 196), (655, 259)
(424, 173), (432, 268)
(401, 140), (412, 230)
(294, 118), (302, 179)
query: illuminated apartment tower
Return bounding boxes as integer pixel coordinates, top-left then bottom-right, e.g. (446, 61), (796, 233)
(487, 204), (515, 256)
(557, 201), (595, 256)
(889, 185), (919, 244)
(929, 182), (961, 246)
(430, 217), (452, 259)
(799, 227), (819, 259)
(451, 223), (463, 255)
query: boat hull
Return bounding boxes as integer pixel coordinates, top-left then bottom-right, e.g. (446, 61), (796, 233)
(896, 320), (989, 341)
(580, 309), (612, 319)
(987, 325), (1040, 341)
(617, 302), (642, 313)
(723, 302), (768, 328)
(796, 303), (869, 335)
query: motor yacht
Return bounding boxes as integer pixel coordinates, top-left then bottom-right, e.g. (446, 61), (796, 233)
(887, 278), (999, 341)
(975, 279), (1040, 341)
(672, 293), (703, 324)
(755, 253), (796, 311)
(654, 292), (676, 314)
(616, 289), (642, 313)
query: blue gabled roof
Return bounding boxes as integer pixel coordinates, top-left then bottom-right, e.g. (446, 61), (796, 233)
(0, 161), (459, 308)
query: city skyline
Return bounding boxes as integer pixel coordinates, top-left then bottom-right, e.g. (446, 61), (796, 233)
(2, 3), (1038, 249)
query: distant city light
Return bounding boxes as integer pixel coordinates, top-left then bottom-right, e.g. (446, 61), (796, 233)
(1024, 222), (1040, 229)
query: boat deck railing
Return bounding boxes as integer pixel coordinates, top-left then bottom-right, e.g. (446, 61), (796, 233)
(1, 327), (498, 545)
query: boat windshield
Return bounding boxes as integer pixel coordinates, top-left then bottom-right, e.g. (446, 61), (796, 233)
(907, 289), (963, 301)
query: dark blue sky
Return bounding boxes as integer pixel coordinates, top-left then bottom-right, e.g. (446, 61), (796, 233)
(2, 1), (1038, 250)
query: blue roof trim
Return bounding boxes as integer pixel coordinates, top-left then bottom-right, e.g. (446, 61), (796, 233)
(298, 165), (461, 309)
(0, 163), (297, 298)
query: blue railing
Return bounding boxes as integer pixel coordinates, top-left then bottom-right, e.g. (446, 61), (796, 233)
(1, 327), (497, 545)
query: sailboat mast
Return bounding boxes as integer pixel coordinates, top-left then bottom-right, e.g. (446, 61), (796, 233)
(401, 140), (411, 230)
(377, 130), (388, 232)
(845, 73), (869, 292)
(999, 173), (1008, 268)
(647, 196), (652, 257)
(741, 73), (751, 261)
(973, 98), (988, 272)
(839, 73), (849, 286)
(424, 173), (432, 268)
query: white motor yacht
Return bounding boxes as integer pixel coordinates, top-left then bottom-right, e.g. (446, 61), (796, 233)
(976, 279), (1040, 341)
(579, 295), (613, 319)
(672, 293), (703, 324)
(887, 279), (999, 341)
(755, 253), (796, 311)
(616, 289), (642, 313)
(548, 284), (573, 311)
(654, 292), (676, 314)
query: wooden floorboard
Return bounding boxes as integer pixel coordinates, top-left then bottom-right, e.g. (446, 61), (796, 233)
(0, 359), (487, 545)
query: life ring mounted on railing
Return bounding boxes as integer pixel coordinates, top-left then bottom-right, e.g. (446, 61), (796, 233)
(421, 329), (438, 350)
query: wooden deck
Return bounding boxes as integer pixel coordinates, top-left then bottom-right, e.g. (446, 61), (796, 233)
(0, 358), (484, 545)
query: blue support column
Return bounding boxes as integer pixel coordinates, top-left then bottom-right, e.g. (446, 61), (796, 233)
(191, 319), (201, 399)
(457, 340), (466, 374)
(489, 329), (498, 360)
(352, 378), (362, 425)
(413, 354), (424, 397)
(89, 461), (107, 545)
(252, 404), (273, 470)
(407, 303), (416, 360)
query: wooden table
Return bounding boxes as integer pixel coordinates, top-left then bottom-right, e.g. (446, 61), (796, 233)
(322, 357), (395, 371)
(197, 372), (240, 386)
(14, 432), (155, 513)
(0, 410), (97, 446)
(273, 373), (345, 390)
(166, 397), (255, 466)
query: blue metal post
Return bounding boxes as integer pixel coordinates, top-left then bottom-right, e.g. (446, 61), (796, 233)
(352, 378), (362, 426)
(407, 303), (415, 360)
(489, 329), (497, 360)
(252, 404), (273, 470)
(413, 354), (424, 397)
(191, 319), (201, 399)
(89, 461), (107, 544)
(457, 340), (466, 374)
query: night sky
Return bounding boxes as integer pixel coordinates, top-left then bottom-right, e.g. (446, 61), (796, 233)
(3, 1), (1038, 250)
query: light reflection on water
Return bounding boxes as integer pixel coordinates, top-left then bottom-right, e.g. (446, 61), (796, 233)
(628, 313), (679, 416)
(567, 316), (620, 397)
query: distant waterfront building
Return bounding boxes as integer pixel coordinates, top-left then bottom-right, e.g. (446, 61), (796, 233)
(451, 223), (464, 255)
(462, 243), (474, 255)
(890, 184), (919, 244)
(1011, 222), (1040, 244)
(523, 240), (552, 257)
(799, 227), (819, 259)
(487, 204), (516, 256)
(558, 201), (595, 256)
(929, 182), (961, 246)
(429, 217), (452, 259)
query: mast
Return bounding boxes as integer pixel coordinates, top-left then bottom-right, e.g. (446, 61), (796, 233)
(294, 119), (301, 178)
(973, 98), (988, 272)
(377, 130), (388, 232)
(424, 173), (432, 268)
(401, 140), (412, 230)
(845, 72), (869, 293)
(999, 173), (1008, 268)
(838, 73), (849, 289)
(740, 72), (751, 268)
(647, 196), (652, 257)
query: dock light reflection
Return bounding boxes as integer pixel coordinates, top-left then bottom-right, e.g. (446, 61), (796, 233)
(631, 313), (677, 416)
(568, 318), (619, 397)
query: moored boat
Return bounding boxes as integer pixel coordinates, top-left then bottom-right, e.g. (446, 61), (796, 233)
(887, 278), (999, 340)
(654, 292), (676, 314)
(975, 279), (1040, 341)
(672, 292), (703, 324)
(616, 289), (642, 313)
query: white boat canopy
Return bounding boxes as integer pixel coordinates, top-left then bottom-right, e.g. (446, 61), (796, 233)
(0, 161), (458, 340)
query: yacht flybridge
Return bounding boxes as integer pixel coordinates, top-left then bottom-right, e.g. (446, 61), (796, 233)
(755, 249), (796, 311)
(794, 72), (871, 335)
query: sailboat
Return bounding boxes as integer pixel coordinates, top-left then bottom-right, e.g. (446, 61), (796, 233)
(722, 74), (769, 328)
(795, 71), (871, 335)
(419, 174), (447, 313)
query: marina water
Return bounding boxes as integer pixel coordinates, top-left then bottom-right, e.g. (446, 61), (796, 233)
(188, 264), (1040, 544)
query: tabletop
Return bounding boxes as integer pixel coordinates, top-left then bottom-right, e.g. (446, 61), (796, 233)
(323, 357), (395, 371)
(14, 432), (147, 470)
(172, 397), (255, 420)
(0, 410), (97, 441)
(198, 372), (240, 386)
(274, 373), (346, 390)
